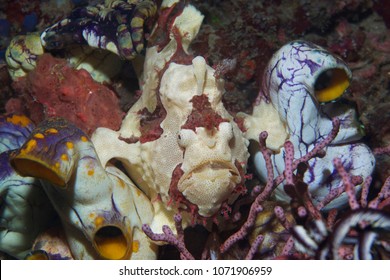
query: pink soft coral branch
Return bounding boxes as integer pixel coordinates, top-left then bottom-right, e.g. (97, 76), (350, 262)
(220, 118), (340, 254)
(142, 214), (195, 260)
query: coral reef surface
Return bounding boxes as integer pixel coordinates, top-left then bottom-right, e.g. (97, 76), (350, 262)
(0, 0), (389, 260)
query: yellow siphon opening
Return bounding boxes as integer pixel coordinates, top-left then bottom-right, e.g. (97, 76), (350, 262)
(94, 226), (130, 260)
(11, 158), (66, 187)
(25, 250), (49, 260)
(314, 68), (350, 103)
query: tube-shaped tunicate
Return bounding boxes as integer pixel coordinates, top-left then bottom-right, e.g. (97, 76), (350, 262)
(250, 41), (375, 210)
(11, 117), (156, 259)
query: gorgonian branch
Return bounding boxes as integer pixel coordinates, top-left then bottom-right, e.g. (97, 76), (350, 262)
(220, 118), (340, 255)
(142, 214), (194, 260)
